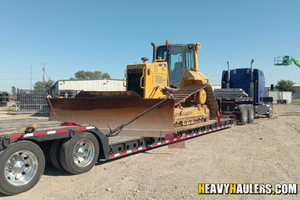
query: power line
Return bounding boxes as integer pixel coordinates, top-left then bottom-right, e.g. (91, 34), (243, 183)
(0, 73), (41, 75)
(0, 67), (40, 69)
(0, 79), (41, 80)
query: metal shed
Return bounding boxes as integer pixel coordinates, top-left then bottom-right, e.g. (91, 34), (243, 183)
(53, 79), (126, 93)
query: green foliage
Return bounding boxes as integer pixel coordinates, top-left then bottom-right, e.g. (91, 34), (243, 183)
(11, 86), (16, 95)
(101, 73), (111, 79)
(72, 70), (110, 80)
(95, 70), (102, 78)
(75, 70), (88, 79)
(275, 79), (295, 91)
(34, 79), (55, 90)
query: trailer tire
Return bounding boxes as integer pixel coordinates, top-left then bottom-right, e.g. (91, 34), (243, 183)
(239, 106), (248, 125)
(247, 105), (254, 123)
(266, 105), (273, 118)
(0, 141), (45, 195)
(49, 140), (64, 171)
(60, 132), (99, 175)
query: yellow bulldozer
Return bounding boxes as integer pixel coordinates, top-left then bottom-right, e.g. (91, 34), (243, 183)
(48, 41), (218, 137)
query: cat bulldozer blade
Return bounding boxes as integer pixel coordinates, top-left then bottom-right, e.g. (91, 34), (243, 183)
(48, 91), (175, 137)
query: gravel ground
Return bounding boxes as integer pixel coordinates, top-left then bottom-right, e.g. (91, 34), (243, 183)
(0, 105), (299, 200)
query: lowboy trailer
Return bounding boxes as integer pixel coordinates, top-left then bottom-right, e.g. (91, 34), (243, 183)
(0, 117), (235, 195)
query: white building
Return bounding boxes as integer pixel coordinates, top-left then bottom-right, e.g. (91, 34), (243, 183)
(293, 85), (300, 98)
(53, 79), (126, 93)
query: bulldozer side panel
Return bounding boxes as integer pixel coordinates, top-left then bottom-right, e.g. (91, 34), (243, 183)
(179, 70), (209, 88)
(126, 62), (168, 99)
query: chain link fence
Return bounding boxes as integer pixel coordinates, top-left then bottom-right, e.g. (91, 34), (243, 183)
(16, 89), (51, 114)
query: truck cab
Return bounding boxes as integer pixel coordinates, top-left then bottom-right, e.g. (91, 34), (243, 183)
(221, 68), (266, 105)
(214, 60), (273, 125)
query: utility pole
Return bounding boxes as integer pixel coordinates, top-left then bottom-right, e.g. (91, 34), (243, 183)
(42, 63), (46, 90)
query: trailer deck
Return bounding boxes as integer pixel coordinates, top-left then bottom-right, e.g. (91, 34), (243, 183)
(0, 114), (236, 157)
(0, 113), (236, 195)
(0, 118), (64, 136)
(0, 116), (142, 144)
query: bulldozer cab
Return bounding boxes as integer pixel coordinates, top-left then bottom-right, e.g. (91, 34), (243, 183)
(156, 44), (196, 88)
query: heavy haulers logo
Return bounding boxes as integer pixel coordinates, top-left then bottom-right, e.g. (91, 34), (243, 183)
(198, 183), (298, 195)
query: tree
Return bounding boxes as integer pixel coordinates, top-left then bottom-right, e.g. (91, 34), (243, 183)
(101, 73), (111, 79)
(95, 70), (102, 79)
(11, 86), (16, 95)
(71, 70), (110, 80)
(86, 71), (97, 79)
(34, 79), (55, 90)
(74, 70), (88, 79)
(275, 79), (295, 91)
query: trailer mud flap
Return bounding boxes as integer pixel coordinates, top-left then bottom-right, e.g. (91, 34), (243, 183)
(48, 93), (175, 137)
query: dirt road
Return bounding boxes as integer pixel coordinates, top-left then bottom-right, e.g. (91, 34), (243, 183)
(0, 105), (299, 199)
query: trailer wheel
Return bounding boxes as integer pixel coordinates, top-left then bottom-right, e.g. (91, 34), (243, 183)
(239, 106), (248, 125)
(60, 132), (99, 174)
(247, 105), (254, 123)
(0, 141), (45, 195)
(49, 140), (64, 171)
(266, 105), (273, 118)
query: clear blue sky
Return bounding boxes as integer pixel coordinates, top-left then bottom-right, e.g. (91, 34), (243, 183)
(0, 0), (299, 92)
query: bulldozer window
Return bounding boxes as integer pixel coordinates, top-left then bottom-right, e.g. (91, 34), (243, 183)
(157, 46), (167, 60)
(185, 48), (194, 70)
(169, 46), (183, 84)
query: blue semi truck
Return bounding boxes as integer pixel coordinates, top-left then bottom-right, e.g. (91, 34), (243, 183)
(214, 59), (273, 125)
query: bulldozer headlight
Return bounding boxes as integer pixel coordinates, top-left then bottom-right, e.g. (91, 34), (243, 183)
(204, 79), (209, 84)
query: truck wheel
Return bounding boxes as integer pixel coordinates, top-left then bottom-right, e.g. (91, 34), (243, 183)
(266, 105), (273, 118)
(0, 141), (45, 195)
(239, 106), (248, 125)
(49, 140), (64, 171)
(247, 105), (254, 123)
(60, 132), (99, 175)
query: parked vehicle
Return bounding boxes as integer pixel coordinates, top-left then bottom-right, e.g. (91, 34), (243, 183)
(214, 60), (273, 125)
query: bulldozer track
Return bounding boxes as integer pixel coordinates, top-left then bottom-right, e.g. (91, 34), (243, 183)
(171, 84), (219, 129)
(172, 84), (219, 118)
(172, 84), (207, 106)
